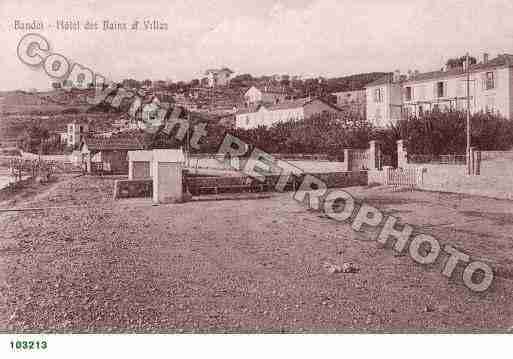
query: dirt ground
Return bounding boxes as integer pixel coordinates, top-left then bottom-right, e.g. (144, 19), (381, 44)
(1, 175), (512, 333)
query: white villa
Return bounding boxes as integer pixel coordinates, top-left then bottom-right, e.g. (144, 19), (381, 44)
(366, 53), (513, 127)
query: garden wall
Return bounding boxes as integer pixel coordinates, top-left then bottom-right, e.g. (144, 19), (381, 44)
(114, 171), (368, 199)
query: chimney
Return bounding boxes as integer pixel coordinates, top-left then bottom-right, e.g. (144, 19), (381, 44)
(393, 69), (401, 83)
(483, 52), (489, 64)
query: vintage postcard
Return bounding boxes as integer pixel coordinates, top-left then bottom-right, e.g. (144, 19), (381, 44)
(0, 0), (511, 357)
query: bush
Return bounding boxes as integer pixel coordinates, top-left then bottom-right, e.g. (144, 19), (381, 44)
(380, 110), (513, 155)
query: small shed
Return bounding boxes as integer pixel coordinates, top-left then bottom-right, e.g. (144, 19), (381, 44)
(81, 137), (145, 174)
(152, 149), (186, 203)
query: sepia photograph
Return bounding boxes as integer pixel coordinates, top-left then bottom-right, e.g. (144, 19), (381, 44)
(0, 0), (512, 357)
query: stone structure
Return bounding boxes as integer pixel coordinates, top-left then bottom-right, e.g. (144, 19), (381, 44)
(128, 150), (153, 180)
(151, 149), (185, 204)
(368, 141), (382, 170)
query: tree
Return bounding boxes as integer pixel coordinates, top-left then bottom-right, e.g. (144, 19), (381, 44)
(446, 56), (477, 69)
(18, 122), (50, 153)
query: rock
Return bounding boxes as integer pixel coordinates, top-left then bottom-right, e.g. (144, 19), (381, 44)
(424, 305), (435, 313)
(323, 262), (342, 274)
(342, 262), (359, 273)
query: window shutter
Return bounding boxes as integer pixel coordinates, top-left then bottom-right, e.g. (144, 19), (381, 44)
(494, 71), (498, 89)
(433, 83), (438, 98)
(481, 73), (486, 90)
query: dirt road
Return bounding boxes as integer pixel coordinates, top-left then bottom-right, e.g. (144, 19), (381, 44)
(1, 176), (512, 332)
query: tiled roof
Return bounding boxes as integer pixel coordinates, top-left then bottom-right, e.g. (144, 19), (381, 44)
(366, 54), (513, 87)
(365, 73), (394, 87)
(82, 137), (145, 151)
(266, 98), (312, 111)
(404, 54), (513, 83)
(205, 68), (234, 75)
(236, 98), (342, 114)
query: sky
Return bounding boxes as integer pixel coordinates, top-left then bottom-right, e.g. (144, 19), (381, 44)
(1, 0), (513, 90)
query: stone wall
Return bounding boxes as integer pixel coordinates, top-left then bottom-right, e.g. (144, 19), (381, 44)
(113, 179), (152, 199)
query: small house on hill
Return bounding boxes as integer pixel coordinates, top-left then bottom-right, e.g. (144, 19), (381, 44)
(204, 68), (234, 87)
(235, 97), (343, 129)
(243, 85), (290, 106)
(80, 137), (145, 174)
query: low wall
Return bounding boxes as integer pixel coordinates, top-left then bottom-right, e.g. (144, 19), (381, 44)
(114, 179), (152, 199)
(185, 171), (368, 195)
(368, 169), (385, 185)
(416, 164), (467, 188)
(481, 151), (513, 161)
(305, 171), (368, 188)
(115, 171), (368, 199)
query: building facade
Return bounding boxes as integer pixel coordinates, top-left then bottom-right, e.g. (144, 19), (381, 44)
(80, 137), (145, 174)
(243, 86), (289, 106)
(332, 89), (367, 116)
(67, 121), (89, 148)
(365, 74), (403, 127)
(235, 98), (342, 129)
(366, 53), (513, 127)
(204, 68), (234, 87)
(402, 54), (513, 119)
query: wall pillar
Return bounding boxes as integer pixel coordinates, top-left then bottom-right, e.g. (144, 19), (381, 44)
(128, 160), (134, 180)
(369, 141), (382, 170)
(152, 149), (184, 204)
(470, 147), (481, 176)
(382, 165), (392, 185)
(343, 149), (352, 172)
(397, 140), (408, 168)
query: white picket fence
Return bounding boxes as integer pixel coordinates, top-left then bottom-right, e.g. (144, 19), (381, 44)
(384, 166), (424, 188)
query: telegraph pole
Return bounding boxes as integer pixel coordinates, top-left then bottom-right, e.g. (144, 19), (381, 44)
(466, 52), (472, 176)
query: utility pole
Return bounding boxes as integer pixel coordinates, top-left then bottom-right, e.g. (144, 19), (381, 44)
(186, 111), (190, 166)
(466, 52), (472, 176)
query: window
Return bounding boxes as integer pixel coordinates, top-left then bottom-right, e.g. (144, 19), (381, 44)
(436, 82), (446, 98)
(245, 116), (250, 126)
(405, 87), (413, 101)
(418, 85), (426, 100)
(486, 96), (496, 113)
(374, 88), (383, 103)
(485, 72), (495, 90)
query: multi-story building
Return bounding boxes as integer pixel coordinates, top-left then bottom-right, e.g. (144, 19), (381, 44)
(365, 73), (403, 127)
(366, 53), (513, 127)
